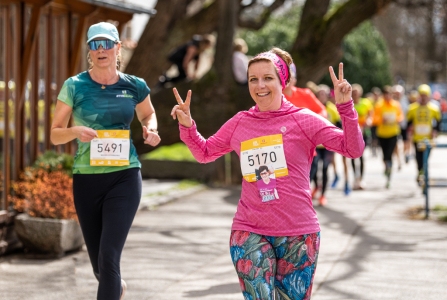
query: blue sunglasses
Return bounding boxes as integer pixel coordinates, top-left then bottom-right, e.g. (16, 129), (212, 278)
(88, 39), (116, 51)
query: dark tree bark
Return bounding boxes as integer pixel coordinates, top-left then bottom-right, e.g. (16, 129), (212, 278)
(214, 0), (238, 87)
(125, 0), (286, 87)
(292, 0), (395, 87)
(129, 0), (399, 154)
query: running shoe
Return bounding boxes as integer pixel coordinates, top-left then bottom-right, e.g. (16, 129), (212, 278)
(405, 155), (410, 164)
(318, 195), (327, 206)
(311, 186), (319, 199)
(385, 180), (390, 189)
(120, 279), (127, 300)
(344, 182), (351, 195)
(353, 178), (364, 190)
(385, 167), (391, 188)
(417, 170), (424, 186)
(331, 173), (339, 188)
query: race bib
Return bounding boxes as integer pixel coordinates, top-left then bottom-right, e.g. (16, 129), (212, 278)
(240, 134), (288, 202)
(415, 124), (431, 136)
(382, 112), (397, 124)
(90, 130), (130, 166)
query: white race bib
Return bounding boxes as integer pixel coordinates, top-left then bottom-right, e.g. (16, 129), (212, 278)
(90, 130), (130, 166)
(415, 124), (431, 136)
(240, 134), (288, 182)
(383, 112), (397, 124)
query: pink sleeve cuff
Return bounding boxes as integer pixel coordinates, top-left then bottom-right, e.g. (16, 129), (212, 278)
(336, 99), (355, 117)
(179, 120), (197, 131)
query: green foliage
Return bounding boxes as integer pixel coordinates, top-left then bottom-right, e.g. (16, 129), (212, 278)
(238, 5), (302, 55)
(239, 3), (392, 93)
(433, 204), (447, 211)
(142, 143), (197, 162)
(319, 21), (393, 93)
(32, 151), (74, 177)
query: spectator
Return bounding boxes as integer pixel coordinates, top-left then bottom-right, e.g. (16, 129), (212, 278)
(159, 34), (214, 86)
(232, 38), (249, 85)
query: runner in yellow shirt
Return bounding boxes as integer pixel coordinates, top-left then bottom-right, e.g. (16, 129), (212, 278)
(310, 85), (343, 205)
(407, 84), (441, 182)
(352, 84), (372, 190)
(372, 86), (404, 188)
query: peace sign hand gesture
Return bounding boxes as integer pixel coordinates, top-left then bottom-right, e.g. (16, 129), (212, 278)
(329, 63), (352, 104)
(171, 88), (193, 128)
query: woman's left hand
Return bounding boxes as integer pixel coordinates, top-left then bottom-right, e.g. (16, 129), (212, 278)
(143, 126), (161, 147)
(329, 63), (352, 104)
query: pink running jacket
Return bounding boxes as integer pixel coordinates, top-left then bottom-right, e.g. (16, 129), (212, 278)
(180, 98), (364, 236)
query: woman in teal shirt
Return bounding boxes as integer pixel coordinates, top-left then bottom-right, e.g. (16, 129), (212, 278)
(51, 22), (160, 300)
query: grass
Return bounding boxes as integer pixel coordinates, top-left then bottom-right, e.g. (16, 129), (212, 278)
(144, 179), (201, 198)
(404, 204), (447, 222)
(433, 205), (447, 212)
(142, 143), (197, 162)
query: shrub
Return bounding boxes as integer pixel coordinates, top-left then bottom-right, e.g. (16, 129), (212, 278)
(9, 151), (76, 220)
(32, 151), (74, 177)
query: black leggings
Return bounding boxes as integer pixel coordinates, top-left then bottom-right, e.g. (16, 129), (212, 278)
(163, 61), (187, 83)
(310, 148), (334, 195)
(351, 156), (364, 178)
(378, 136), (397, 162)
(414, 143), (431, 172)
(73, 168), (141, 300)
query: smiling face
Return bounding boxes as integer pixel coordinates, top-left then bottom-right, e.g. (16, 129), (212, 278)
(89, 38), (120, 70)
(260, 169), (270, 183)
(248, 60), (283, 112)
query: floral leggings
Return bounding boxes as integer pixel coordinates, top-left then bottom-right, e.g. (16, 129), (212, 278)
(230, 230), (320, 300)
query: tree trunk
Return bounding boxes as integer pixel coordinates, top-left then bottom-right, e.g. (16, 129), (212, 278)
(131, 0), (251, 154)
(214, 0), (238, 88)
(292, 0), (394, 87)
(125, 1), (219, 87)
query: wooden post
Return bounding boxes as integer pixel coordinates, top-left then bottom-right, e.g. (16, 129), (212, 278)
(69, 15), (86, 77)
(18, 4), (41, 108)
(64, 12), (72, 155)
(2, 6), (12, 210)
(44, 7), (52, 151)
(13, 2), (25, 182)
(55, 15), (61, 154)
(30, 27), (39, 164)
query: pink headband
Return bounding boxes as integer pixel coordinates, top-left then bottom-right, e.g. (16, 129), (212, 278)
(255, 52), (289, 90)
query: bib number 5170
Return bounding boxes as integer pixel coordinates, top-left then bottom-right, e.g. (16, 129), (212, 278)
(248, 152), (277, 166)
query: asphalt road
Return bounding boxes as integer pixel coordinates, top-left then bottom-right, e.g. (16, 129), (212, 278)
(1, 142), (447, 300)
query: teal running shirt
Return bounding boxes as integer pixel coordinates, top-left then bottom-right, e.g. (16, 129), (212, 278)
(57, 71), (150, 174)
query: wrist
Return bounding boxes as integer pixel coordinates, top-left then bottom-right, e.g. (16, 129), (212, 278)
(148, 128), (158, 134)
(180, 119), (194, 128)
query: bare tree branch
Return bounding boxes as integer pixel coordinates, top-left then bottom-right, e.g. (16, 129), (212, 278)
(292, 0), (395, 87)
(240, 0), (256, 9)
(238, 0), (286, 30)
(393, 0), (432, 8)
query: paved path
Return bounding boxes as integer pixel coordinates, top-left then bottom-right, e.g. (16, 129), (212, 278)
(1, 142), (447, 300)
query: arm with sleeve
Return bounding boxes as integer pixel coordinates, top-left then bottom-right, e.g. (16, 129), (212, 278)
(179, 114), (243, 163)
(306, 100), (365, 159)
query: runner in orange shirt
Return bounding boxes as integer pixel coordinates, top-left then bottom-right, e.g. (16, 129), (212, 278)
(372, 86), (404, 188)
(283, 64), (327, 118)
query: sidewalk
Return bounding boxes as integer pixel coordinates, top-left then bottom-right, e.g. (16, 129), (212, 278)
(0, 143), (446, 300)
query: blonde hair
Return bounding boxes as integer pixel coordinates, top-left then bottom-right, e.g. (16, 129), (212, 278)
(317, 84), (330, 96)
(87, 51), (121, 71)
(248, 47), (293, 86)
(352, 84), (363, 96)
(233, 38), (248, 53)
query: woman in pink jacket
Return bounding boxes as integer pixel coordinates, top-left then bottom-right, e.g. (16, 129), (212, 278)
(171, 48), (364, 300)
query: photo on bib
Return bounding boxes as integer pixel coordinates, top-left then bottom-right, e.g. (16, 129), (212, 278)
(255, 164), (279, 202)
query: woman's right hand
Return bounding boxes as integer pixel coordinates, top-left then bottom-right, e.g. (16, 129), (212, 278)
(71, 126), (98, 143)
(171, 88), (193, 128)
